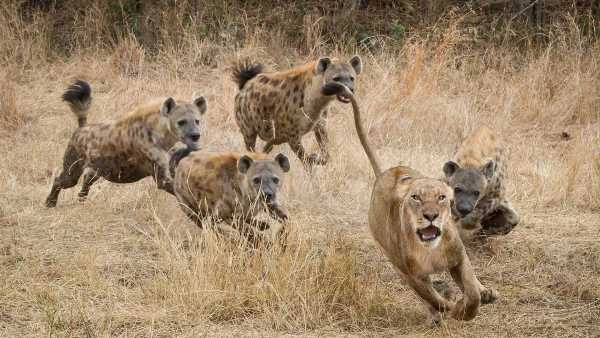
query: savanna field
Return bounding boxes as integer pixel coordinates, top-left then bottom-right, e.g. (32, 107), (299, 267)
(1, 1), (600, 337)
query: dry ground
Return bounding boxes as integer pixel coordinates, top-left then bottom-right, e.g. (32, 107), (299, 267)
(1, 41), (600, 337)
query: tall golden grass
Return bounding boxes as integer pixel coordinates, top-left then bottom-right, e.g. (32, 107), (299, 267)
(0, 2), (599, 337)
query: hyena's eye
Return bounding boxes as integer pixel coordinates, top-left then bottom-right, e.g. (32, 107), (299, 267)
(272, 177), (280, 185)
(252, 177), (261, 185)
(194, 119), (200, 125)
(454, 187), (462, 194)
(333, 76), (341, 82)
(473, 191), (480, 197)
(177, 120), (186, 127)
(350, 76), (355, 82)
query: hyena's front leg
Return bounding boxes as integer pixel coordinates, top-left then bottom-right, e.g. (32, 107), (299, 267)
(267, 203), (288, 221)
(144, 146), (175, 195)
(481, 201), (519, 236)
(501, 201), (520, 228)
(288, 138), (318, 169)
(153, 163), (174, 194)
(313, 118), (330, 165)
(46, 145), (86, 207)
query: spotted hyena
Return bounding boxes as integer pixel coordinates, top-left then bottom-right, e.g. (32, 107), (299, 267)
(443, 126), (519, 239)
(231, 56), (362, 167)
(170, 147), (290, 243)
(45, 80), (207, 207)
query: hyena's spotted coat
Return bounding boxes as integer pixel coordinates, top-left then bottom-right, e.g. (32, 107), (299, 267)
(170, 148), (290, 244)
(443, 126), (520, 238)
(231, 56), (362, 167)
(45, 80), (207, 207)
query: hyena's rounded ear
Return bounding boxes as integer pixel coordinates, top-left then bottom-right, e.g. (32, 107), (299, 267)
(349, 55), (362, 75)
(238, 155), (254, 174)
(443, 161), (460, 178)
(315, 57), (331, 74)
(192, 94), (207, 115)
(481, 160), (496, 179)
(274, 153), (290, 173)
(160, 97), (176, 117)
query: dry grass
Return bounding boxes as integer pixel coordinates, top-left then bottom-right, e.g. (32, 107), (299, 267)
(1, 7), (600, 337)
(0, 73), (23, 134)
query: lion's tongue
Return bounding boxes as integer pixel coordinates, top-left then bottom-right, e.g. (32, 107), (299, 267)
(420, 226), (439, 240)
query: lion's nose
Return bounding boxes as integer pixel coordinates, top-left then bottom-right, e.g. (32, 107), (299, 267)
(423, 211), (439, 222)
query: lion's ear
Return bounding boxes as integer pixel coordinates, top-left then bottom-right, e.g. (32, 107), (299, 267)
(443, 161), (460, 178)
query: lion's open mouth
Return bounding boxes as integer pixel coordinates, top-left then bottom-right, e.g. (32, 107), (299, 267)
(416, 225), (441, 242)
(336, 94), (351, 103)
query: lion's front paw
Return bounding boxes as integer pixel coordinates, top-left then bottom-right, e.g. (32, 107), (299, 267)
(428, 311), (443, 327)
(480, 288), (498, 305)
(432, 280), (457, 301)
(450, 298), (478, 321)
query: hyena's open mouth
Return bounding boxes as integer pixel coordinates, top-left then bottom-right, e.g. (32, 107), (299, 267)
(336, 93), (351, 103)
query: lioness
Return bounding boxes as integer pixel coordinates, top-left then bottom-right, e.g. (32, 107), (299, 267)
(323, 83), (497, 324)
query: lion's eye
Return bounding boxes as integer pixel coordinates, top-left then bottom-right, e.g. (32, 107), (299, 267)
(177, 120), (186, 126)
(411, 194), (421, 202)
(438, 195), (446, 201)
(252, 177), (261, 185)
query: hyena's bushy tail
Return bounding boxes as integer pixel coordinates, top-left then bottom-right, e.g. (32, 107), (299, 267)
(231, 60), (264, 90)
(169, 145), (193, 177)
(62, 80), (91, 128)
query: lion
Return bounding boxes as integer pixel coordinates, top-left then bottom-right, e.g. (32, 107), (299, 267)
(322, 82), (498, 324)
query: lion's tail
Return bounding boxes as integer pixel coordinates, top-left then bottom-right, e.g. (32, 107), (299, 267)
(322, 82), (382, 176)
